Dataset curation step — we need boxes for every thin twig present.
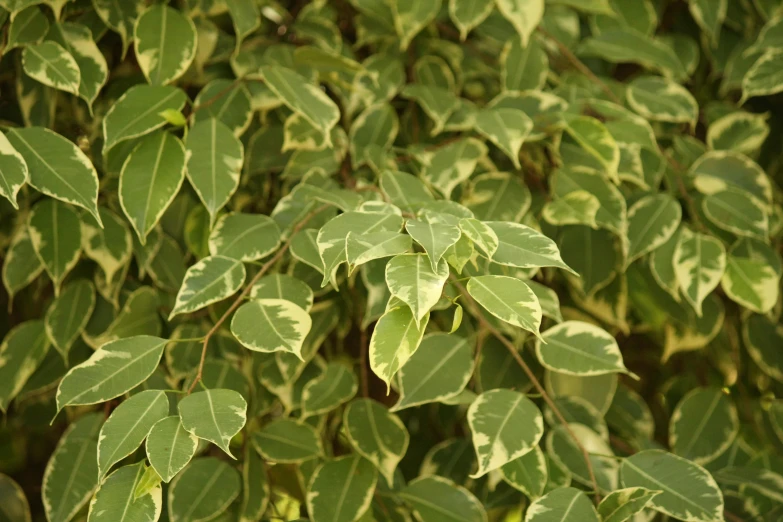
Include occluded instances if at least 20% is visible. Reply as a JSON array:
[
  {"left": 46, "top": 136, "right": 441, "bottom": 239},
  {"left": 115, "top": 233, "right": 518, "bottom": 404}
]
[
  {"left": 450, "top": 276, "right": 602, "bottom": 503},
  {"left": 187, "top": 205, "right": 328, "bottom": 394},
  {"left": 538, "top": 27, "right": 622, "bottom": 105}
]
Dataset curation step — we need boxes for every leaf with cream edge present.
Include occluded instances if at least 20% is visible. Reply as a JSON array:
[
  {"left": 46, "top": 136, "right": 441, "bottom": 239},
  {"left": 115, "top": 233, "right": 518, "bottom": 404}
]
[
  {"left": 391, "top": 0, "right": 441, "bottom": 51},
  {"left": 421, "top": 138, "right": 489, "bottom": 198},
  {"left": 146, "top": 416, "right": 198, "bottom": 483},
  {"left": 252, "top": 418, "right": 323, "bottom": 463},
  {"left": 167, "top": 457, "right": 241, "bottom": 522},
  {"left": 345, "top": 231, "right": 412, "bottom": 273},
  {"left": 0, "top": 473, "right": 30, "bottom": 522},
  {"left": 6, "top": 127, "right": 101, "bottom": 222},
  {"left": 96, "top": 390, "right": 169, "bottom": 478},
  {"left": 119, "top": 131, "right": 186, "bottom": 244},
  {"left": 500, "top": 446, "right": 548, "bottom": 499},
  {"left": 301, "top": 363, "right": 358, "bottom": 418},
  {"left": 385, "top": 253, "right": 449, "bottom": 323},
  {"left": 404, "top": 220, "right": 462, "bottom": 271},
  {"left": 208, "top": 213, "right": 281, "bottom": 262},
  {"left": 28, "top": 199, "right": 82, "bottom": 295},
  {"left": 231, "top": 299, "right": 312, "bottom": 358},
  {"left": 673, "top": 228, "right": 726, "bottom": 316},
  {"left": 92, "top": 0, "right": 139, "bottom": 56},
  {"left": 369, "top": 305, "right": 429, "bottom": 388},
  {"left": 449, "top": 0, "right": 494, "bottom": 39},
  {"left": 56, "top": 336, "right": 168, "bottom": 413},
  {"left": 21, "top": 41, "right": 80, "bottom": 95},
  {"left": 535, "top": 321, "right": 634, "bottom": 377},
  {"left": 496, "top": 0, "right": 544, "bottom": 46},
  {"left": 459, "top": 218, "right": 498, "bottom": 259},
  {"left": 669, "top": 387, "right": 738, "bottom": 465},
  {"left": 169, "top": 255, "right": 246, "bottom": 318},
  {"left": 400, "top": 476, "right": 488, "bottom": 522},
  {"left": 563, "top": 115, "right": 620, "bottom": 184},
  {"left": 178, "top": 388, "right": 247, "bottom": 458},
  {"left": 133, "top": 4, "right": 197, "bottom": 85},
  {"left": 81, "top": 208, "right": 133, "bottom": 283},
  {"left": 45, "top": 279, "right": 95, "bottom": 358},
  {"left": 186, "top": 118, "right": 243, "bottom": 226},
  {"left": 474, "top": 107, "right": 532, "bottom": 169},
  {"left": 249, "top": 274, "right": 314, "bottom": 312},
  {"left": 379, "top": 170, "right": 434, "bottom": 213},
  {"left": 597, "top": 487, "right": 660, "bottom": 522},
  {"left": 102, "top": 85, "right": 187, "bottom": 154},
  {"left": 702, "top": 189, "right": 768, "bottom": 241},
  {"left": 0, "top": 320, "right": 50, "bottom": 413},
  {"left": 721, "top": 252, "right": 779, "bottom": 313},
  {"left": 87, "top": 462, "right": 162, "bottom": 522},
  {"left": 468, "top": 389, "right": 544, "bottom": 477},
  {"left": 620, "top": 450, "right": 724, "bottom": 522},
  {"left": 306, "top": 455, "right": 378, "bottom": 522},
  {"left": 626, "top": 76, "right": 699, "bottom": 126},
  {"left": 468, "top": 275, "right": 543, "bottom": 339},
  {"left": 344, "top": 399, "right": 409, "bottom": 484},
  {"left": 240, "top": 444, "right": 269, "bottom": 522},
  {"left": 261, "top": 65, "right": 340, "bottom": 136},
  {"left": 524, "top": 487, "right": 599, "bottom": 522},
  {"left": 626, "top": 194, "right": 682, "bottom": 265},
  {"left": 392, "top": 333, "right": 474, "bottom": 411},
  {"left": 0, "top": 132, "right": 27, "bottom": 208},
  {"left": 486, "top": 222, "right": 575, "bottom": 273}
]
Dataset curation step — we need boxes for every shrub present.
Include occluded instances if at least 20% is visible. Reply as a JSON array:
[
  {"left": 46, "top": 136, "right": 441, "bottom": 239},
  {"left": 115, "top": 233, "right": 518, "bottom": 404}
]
[{"left": 0, "top": 0, "right": 782, "bottom": 521}]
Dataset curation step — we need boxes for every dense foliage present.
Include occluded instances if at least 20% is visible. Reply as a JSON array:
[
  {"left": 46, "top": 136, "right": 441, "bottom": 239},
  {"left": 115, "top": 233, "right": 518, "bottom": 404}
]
[{"left": 1, "top": 0, "right": 783, "bottom": 520}]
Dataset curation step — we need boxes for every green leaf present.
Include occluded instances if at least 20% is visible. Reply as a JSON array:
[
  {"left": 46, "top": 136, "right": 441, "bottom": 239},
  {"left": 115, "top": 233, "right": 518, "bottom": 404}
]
[
  {"left": 420, "top": 137, "right": 488, "bottom": 198},
  {"left": 626, "top": 76, "right": 699, "bottom": 126},
  {"left": 399, "top": 476, "right": 487, "bottom": 522},
  {"left": 488, "top": 222, "right": 574, "bottom": 273},
  {"left": 56, "top": 22, "right": 108, "bottom": 108},
  {"left": 318, "top": 211, "right": 403, "bottom": 287},
  {"left": 231, "top": 299, "right": 312, "bottom": 358},
  {"left": 524, "top": 487, "right": 599, "bottom": 522},
  {"left": 168, "top": 458, "right": 241, "bottom": 522},
  {"left": 346, "top": 231, "right": 412, "bottom": 273},
  {"left": 578, "top": 30, "right": 686, "bottom": 79},
  {"left": 261, "top": 65, "right": 340, "bottom": 135},
  {"left": 702, "top": 189, "right": 768, "bottom": 241},
  {"left": 22, "top": 41, "right": 80, "bottom": 94},
  {"left": 7, "top": 6, "right": 49, "bottom": 50},
  {"left": 546, "top": 424, "right": 617, "bottom": 491},
  {"left": 689, "top": 150, "right": 772, "bottom": 208},
  {"left": 344, "top": 398, "right": 409, "bottom": 484},
  {"left": 28, "top": 199, "right": 82, "bottom": 294},
  {"left": 741, "top": 50, "right": 783, "bottom": 102},
  {"left": 120, "top": 131, "right": 186, "bottom": 244},
  {"left": 474, "top": 107, "right": 532, "bottom": 169},
  {"left": 542, "top": 191, "right": 601, "bottom": 228},
  {"left": 45, "top": 279, "right": 95, "bottom": 358},
  {"left": 669, "top": 387, "right": 738, "bottom": 464},
  {"left": 563, "top": 116, "right": 620, "bottom": 183},
  {"left": 722, "top": 251, "right": 779, "bottom": 313},
  {"left": 463, "top": 171, "right": 531, "bottom": 222},
  {"left": 546, "top": 372, "right": 618, "bottom": 415},
  {"left": 6, "top": 127, "right": 100, "bottom": 221},
  {"left": 92, "top": 0, "right": 139, "bottom": 55},
  {"left": 208, "top": 212, "right": 281, "bottom": 262},
  {"left": 713, "top": 467, "right": 783, "bottom": 504},
  {"left": 56, "top": 336, "right": 167, "bottom": 412},
  {"left": 392, "top": 333, "right": 473, "bottom": 411},
  {"left": 468, "top": 389, "right": 544, "bottom": 477},
  {"left": 448, "top": 0, "right": 493, "bottom": 39},
  {"left": 401, "top": 84, "right": 461, "bottom": 135},
  {"left": 597, "top": 487, "right": 661, "bottom": 522},
  {"left": 552, "top": 167, "right": 626, "bottom": 236},
  {"left": 458, "top": 218, "right": 498, "bottom": 260},
  {"left": 673, "top": 228, "right": 726, "bottom": 316},
  {"left": 405, "top": 222, "right": 461, "bottom": 272},
  {"left": 82, "top": 208, "right": 132, "bottom": 283},
  {"left": 240, "top": 444, "right": 269, "bottom": 522},
  {"left": 302, "top": 362, "right": 358, "bottom": 418},
  {"left": 0, "top": 473, "right": 31, "bottom": 522},
  {"left": 170, "top": 255, "right": 245, "bottom": 318},
  {"left": 501, "top": 37, "right": 548, "bottom": 92},
  {"left": 369, "top": 305, "right": 429, "bottom": 388},
  {"left": 500, "top": 446, "right": 547, "bottom": 499},
  {"left": 626, "top": 194, "right": 682, "bottom": 264},
  {"left": 252, "top": 418, "right": 323, "bottom": 463},
  {"left": 98, "top": 286, "right": 161, "bottom": 342},
  {"left": 350, "top": 103, "right": 398, "bottom": 170},
  {"left": 620, "top": 450, "right": 724, "bottom": 522},
  {"left": 379, "top": 170, "right": 433, "bottom": 213},
  {"left": 468, "top": 275, "right": 542, "bottom": 338},
  {"left": 536, "top": 320, "right": 631, "bottom": 377},
  {"left": 42, "top": 413, "right": 102, "bottom": 522},
  {"left": 390, "top": 0, "right": 441, "bottom": 51},
  {"left": 688, "top": 0, "right": 726, "bottom": 47},
  {"left": 145, "top": 416, "right": 198, "bottom": 483},
  {"left": 185, "top": 119, "right": 243, "bottom": 225},
  {"left": 193, "top": 80, "right": 253, "bottom": 137},
  {"left": 706, "top": 111, "right": 770, "bottom": 154},
  {"left": 97, "top": 390, "right": 169, "bottom": 477},
  {"left": 0, "top": 320, "right": 50, "bottom": 412},
  {"left": 179, "top": 388, "right": 247, "bottom": 458},
  {"left": 0, "top": 132, "right": 27, "bottom": 208},
  {"left": 102, "top": 85, "right": 187, "bottom": 154},
  {"left": 307, "top": 455, "right": 378, "bottom": 522},
  {"left": 133, "top": 4, "right": 196, "bottom": 85},
  {"left": 496, "top": 0, "right": 544, "bottom": 46}
]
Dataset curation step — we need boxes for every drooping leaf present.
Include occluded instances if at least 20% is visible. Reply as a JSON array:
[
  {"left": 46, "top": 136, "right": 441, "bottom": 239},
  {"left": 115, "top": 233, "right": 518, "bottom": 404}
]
[
  {"left": 496, "top": 0, "right": 544, "bottom": 46},
  {"left": 620, "top": 450, "right": 724, "bottom": 522},
  {"left": 28, "top": 199, "right": 82, "bottom": 294},
  {"left": 7, "top": 127, "right": 100, "bottom": 221},
  {"left": 468, "top": 389, "right": 544, "bottom": 477},
  {"left": 487, "top": 221, "right": 574, "bottom": 273},
  {"left": 474, "top": 107, "right": 532, "bottom": 169},
  {"left": 45, "top": 280, "right": 95, "bottom": 358},
  {"left": 55, "top": 22, "right": 108, "bottom": 109},
  {"left": 344, "top": 398, "right": 409, "bottom": 484},
  {"left": 92, "top": 0, "right": 139, "bottom": 55},
  {"left": 56, "top": 336, "right": 167, "bottom": 412},
  {"left": 468, "top": 275, "right": 542, "bottom": 338},
  {"left": 449, "top": 0, "right": 493, "bottom": 39},
  {"left": 563, "top": 116, "right": 620, "bottom": 183},
  {"left": 0, "top": 320, "right": 50, "bottom": 412},
  {"left": 261, "top": 65, "right": 340, "bottom": 136},
  {"left": 500, "top": 445, "right": 548, "bottom": 499},
  {"left": 88, "top": 462, "right": 161, "bottom": 522},
  {"left": 369, "top": 305, "right": 429, "bottom": 387},
  {"left": 307, "top": 455, "right": 378, "bottom": 522},
  {"left": 145, "top": 416, "right": 198, "bottom": 483},
  {"left": 168, "top": 458, "right": 241, "bottom": 522},
  {"left": 385, "top": 253, "right": 449, "bottom": 323},
  {"left": 673, "top": 228, "right": 726, "bottom": 316},
  {"left": 231, "top": 299, "right": 312, "bottom": 358},
  {"left": 239, "top": 444, "right": 269, "bottom": 522},
  {"left": 170, "top": 255, "right": 245, "bottom": 318},
  {"left": 133, "top": 4, "right": 197, "bottom": 85},
  {"left": 626, "top": 194, "right": 682, "bottom": 264},
  {"left": 301, "top": 363, "right": 358, "bottom": 418},
  {"left": 81, "top": 207, "right": 132, "bottom": 283},
  {"left": 390, "top": 0, "right": 441, "bottom": 51},
  {"left": 179, "top": 388, "right": 247, "bottom": 458},
  {"left": 21, "top": 41, "right": 80, "bottom": 94},
  {"left": 0, "top": 132, "right": 27, "bottom": 208},
  {"left": 669, "top": 387, "right": 738, "bottom": 464}
]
